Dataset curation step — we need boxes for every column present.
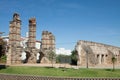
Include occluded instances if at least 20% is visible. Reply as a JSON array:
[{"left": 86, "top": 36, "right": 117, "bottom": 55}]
[
  {"left": 28, "top": 18, "right": 36, "bottom": 48},
  {"left": 99, "top": 54, "right": 101, "bottom": 64}
]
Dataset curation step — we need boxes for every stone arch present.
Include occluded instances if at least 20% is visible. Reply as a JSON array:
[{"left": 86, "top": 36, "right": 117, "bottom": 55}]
[
  {"left": 101, "top": 54, "right": 104, "bottom": 64},
  {"left": 36, "top": 52, "right": 44, "bottom": 63},
  {"left": 21, "top": 51, "right": 26, "bottom": 63},
  {"left": 22, "top": 51, "right": 31, "bottom": 63}
]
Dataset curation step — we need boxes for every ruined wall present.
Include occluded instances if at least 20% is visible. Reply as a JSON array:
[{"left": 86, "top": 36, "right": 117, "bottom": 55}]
[
  {"left": 23, "top": 18, "right": 37, "bottom": 63},
  {"left": 7, "top": 13, "right": 56, "bottom": 65},
  {"left": 40, "top": 31, "right": 56, "bottom": 63},
  {"left": 41, "top": 31, "right": 55, "bottom": 50},
  {"left": 76, "top": 40, "right": 120, "bottom": 67}
]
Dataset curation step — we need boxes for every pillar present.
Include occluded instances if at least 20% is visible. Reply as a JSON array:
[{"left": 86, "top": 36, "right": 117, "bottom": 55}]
[
  {"left": 9, "top": 13, "right": 22, "bottom": 64},
  {"left": 99, "top": 54, "right": 101, "bottom": 64},
  {"left": 28, "top": 18, "right": 36, "bottom": 48}
]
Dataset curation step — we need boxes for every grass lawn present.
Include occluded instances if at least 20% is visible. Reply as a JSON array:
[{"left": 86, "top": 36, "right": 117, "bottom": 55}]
[{"left": 0, "top": 66, "right": 120, "bottom": 77}]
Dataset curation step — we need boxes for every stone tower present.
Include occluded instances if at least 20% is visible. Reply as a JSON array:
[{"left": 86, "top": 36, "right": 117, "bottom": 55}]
[
  {"left": 41, "top": 31, "right": 55, "bottom": 50},
  {"left": 28, "top": 18, "right": 36, "bottom": 48},
  {"left": 25, "top": 18, "right": 37, "bottom": 63},
  {"left": 40, "top": 31, "right": 55, "bottom": 63},
  {"left": 8, "top": 13, "right": 22, "bottom": 64},
  {"left": 9, "top": 13, "right": 21, "bottom": 46}
]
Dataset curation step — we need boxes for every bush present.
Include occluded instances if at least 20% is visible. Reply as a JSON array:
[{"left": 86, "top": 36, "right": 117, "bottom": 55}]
[
  {"left": 71, "top": 50, "right": 78, "bottom": 65},
  {"left": 0, "top": 55, "right": 7, "bottom": 63},
  {"left": 56, "top": 54, "right": 71, "bottom": 64}
]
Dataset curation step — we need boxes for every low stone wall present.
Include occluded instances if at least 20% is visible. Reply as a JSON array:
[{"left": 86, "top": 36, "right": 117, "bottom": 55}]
[{"left": 0, "top": 74, "right": 119, "bottom": 80}]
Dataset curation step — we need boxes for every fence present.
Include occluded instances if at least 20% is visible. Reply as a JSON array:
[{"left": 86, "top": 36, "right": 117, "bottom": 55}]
[{"left": 0, "top": 74, "right": 120, "bottom": 80}]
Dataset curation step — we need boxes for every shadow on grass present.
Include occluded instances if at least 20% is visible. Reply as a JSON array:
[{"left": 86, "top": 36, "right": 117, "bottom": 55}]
[
  {"left": 44, "top": 66, "right": 67, "bottom": 72},
  {"left": 44, "top": 66, "right": 54, "bottom": 69},
  {"left": 0, "top": 64, "right": 6, "bottom": 70},
  {"left": 105, "top": 69, "right": 112, "bottom": 71}
]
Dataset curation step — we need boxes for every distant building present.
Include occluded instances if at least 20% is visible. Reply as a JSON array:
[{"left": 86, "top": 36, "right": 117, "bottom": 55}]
[{"left": 2, "top": 35, "right": 41, "bottom": 49}]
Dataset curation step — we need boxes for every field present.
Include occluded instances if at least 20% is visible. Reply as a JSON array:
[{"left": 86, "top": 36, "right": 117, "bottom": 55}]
[{"left": 0, "top": 66, "right": 120, "bottom": 77}]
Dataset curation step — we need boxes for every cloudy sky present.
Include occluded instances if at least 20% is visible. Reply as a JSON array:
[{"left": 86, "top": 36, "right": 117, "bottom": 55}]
[{"left": 0, "top": 0, "right": 120, "bottom": 50}]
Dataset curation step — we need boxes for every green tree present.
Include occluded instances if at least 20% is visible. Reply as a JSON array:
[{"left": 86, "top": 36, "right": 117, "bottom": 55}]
[
  {"left": 56, "top": 54, "right": 71, "bottom": 63},
  {"left": 111, "top": 56, "right": 117, "bottom": 71},
  {"left": 0, "top": 37, "right": 7, "bottom": 63},
  {"left": 56, "top": 54, "right": 62, "bottom": 63},
  {"left": 48, "top": 50, "right": 56, "bottom": 67},
  {"left": 71, "top": 50, "right": 78, "bottom": 65}
]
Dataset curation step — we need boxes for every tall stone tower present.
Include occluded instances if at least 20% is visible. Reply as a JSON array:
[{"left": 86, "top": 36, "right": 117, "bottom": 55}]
[
  {"left": 28, "top": 18, "right": 36, "bottom": 48},
  {"left": 41, "top": 31, "right": 55, "bottom": 50},
  {"left": 26, "top": 18, "right": 37, "bottom": 63},
  {"left": 8, "top": 13, "right": 22, "bottom": 64},
  {"left": 9, "top": 13, "right": 21, "bottom": 46},
  {"left": 40, "top": 31, "right": 55, "bottom": 63}
]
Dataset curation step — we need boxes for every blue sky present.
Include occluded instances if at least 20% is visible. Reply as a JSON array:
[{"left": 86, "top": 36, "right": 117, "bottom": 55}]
[{"left": 0, "top": 0, "right": 120, "bottom": 50}]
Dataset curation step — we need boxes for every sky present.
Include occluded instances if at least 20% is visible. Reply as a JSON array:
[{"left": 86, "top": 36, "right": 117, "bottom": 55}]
[{"left": 0, "top": 0, "right": 120, "bottom": 50}]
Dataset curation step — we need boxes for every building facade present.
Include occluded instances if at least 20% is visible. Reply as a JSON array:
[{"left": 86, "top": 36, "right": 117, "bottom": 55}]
[{"left": 75, "top": 40, "right": 120, "bottom": 67}]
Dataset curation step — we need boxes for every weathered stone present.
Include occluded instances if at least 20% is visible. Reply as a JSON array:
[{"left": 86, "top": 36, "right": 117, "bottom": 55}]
[
  {"left": 7, "top": 13, "right": 56, "bottom": 65},
  {"left": 76, "top": 40, "right": 120, "bottom": 67},
  {"left": 28, "top": 18, "right": 36, "bottom": 48},
  {"left": 39, "top": 31, "right": 56, "bottom": 63}
]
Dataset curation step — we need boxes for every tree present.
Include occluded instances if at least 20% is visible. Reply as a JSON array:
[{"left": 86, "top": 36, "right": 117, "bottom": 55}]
[
  {"left": 48, "top": 50, "right": 56, "bottom": 67},
  {"left": 111, "top": 56, "right": 116, "bottom": 71},
  {"left": 71, "top": 50, "right": 78, "bottom": 65},
  {"left": 56, "top": 54, "right": 71, "bottom": 63},
  {"left": 0, "top": 38, "right": 6, "bottom": 58},
  {"left": 0, "top": 37, "right": 7, "bottom": 63}
]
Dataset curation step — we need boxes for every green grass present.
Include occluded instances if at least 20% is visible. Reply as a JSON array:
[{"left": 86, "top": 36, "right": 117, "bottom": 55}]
[{"left": 0, "top": 66, "right": 120, "bottom": 77}]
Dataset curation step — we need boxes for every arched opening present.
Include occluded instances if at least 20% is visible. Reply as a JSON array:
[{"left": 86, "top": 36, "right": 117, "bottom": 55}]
[
  {"left": 21, "top": 51, "right": 31, "bottom": 63},
  {"left": 25, "top": 51, "right": 31, "bottom": 63},
  {"left": 97, "top": 54, "right": 99, "bottom": 59},
  {"left": 36, "top": 52, "right": 44, "bottom": 63},
  {"left": 101, "top": 54, "right": 104, "bottom": 64},
  {"left": 21, "top": 51, "right": 26, "bottom": 63}
]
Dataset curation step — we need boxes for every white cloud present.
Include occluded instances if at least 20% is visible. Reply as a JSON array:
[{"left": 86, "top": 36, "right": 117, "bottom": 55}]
[{"left": 56, "top": 48, "right": 72, "bottom": 55}]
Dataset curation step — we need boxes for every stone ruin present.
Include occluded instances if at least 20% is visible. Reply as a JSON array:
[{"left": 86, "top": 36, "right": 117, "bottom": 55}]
[
  {"left": 6, "top": 13, "right": 55, "bottom": 65},
  {"left": 40, "top": 31, "right": 56, "bottom": 63},
  {"left": 75, "top": 40, "right": 120, "bottom": 67},
  {"left": 6, "top": 13, "right": 120, "bottom": 67}
]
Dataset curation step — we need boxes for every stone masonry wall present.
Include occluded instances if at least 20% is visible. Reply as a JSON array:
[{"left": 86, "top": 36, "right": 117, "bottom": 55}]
[{"left": 76, "top": 40, "right": 120, "bottom": 67}]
